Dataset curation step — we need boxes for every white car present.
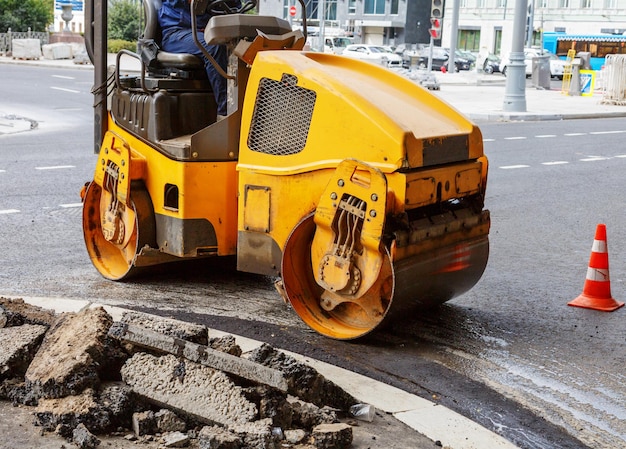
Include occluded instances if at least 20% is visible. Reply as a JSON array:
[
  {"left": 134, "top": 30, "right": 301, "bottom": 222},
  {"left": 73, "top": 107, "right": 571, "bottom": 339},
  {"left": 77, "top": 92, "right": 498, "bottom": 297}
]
[
  {"left": 341, "top": 44, "right": 403, "bottom": 68},
  {"left": 500, "top": 48, "right": 566, "bottom": 79}
]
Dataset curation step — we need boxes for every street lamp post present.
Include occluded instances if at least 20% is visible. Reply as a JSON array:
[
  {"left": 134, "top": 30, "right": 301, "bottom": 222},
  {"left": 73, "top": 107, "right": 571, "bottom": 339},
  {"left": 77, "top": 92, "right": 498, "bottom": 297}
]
[
  {"left": 319, "top": 0, "right": 326, "bottom": 52},
  {"left": 502, "top": 0, "right": 528, "bottom": 112}
]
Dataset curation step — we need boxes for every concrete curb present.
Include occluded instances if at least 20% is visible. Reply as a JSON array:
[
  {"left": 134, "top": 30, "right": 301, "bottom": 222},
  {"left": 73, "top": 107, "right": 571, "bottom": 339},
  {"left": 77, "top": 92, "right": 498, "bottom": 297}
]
[
  {"left": 8, "top": 295, "right": 519, "bottom": 449},
  {"left": 467, "top": 110, "right": 626, "bottom": 122},
  {"left": 0, "top": 55, "right": 94, "bottom": 70}
]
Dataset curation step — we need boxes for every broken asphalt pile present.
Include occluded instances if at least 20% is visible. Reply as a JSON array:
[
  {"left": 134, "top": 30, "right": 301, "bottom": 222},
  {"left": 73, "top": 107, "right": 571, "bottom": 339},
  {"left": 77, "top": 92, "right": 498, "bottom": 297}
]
[{"left": 0, "top": 297, "right": 371, "bottom": 449}]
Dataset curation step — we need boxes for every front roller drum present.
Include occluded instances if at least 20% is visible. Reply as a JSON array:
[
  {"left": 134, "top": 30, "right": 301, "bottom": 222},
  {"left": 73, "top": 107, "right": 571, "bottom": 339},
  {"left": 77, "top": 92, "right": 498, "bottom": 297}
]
[
  {"left": 82, "top": 181, "right": 155, "bottom": 280},
  {"left": 281, "top": 216, "right": 490, "bottom": 340},
  {"left": 282, "top": 215, "right": 395, "bottom": 340}
]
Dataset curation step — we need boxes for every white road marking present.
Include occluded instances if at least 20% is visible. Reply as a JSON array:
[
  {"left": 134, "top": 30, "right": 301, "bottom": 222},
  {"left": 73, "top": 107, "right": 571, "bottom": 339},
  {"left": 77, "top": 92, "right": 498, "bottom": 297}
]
[
  {"left": 542, "top": 161, "right": 569, "bottom": 165},
  {"left": 0, "top": 209, "right": 20, "bottom": 215},
  {"left": 50, "top": 86, "right": 80, "bottom": 94},
  {"left": 614, "top": 155, "right": 626, "bottom": 158},
  {"left": 489, "top": 129, "right": 623, "bottom": 141},
  {"left": 35, "top": 165, "right": 75, "bottom": 170},
  {"left": 590, "top": 130, "right": 626, "bottom": 135},
  {"left": 580, "top": 157, "right": 609, "bottom": 162},
  {"left": 60, "top": 203, "right": 82, "bottom": 208},
  {"left": 0, "top": 169, "right": 5, "bottom": 173},
  {"left": 52, "top": 75, "right": 74, "bottom": 80},
  {"left": 500, "top": 165, "right": 530, "bottom": 169}
]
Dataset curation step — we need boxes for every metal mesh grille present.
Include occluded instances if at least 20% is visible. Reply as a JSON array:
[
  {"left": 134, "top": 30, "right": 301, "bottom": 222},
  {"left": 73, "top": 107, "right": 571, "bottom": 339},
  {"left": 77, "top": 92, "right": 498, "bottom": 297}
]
[{"left": 248, "top": 74, "right": 316, "bottom": 156}]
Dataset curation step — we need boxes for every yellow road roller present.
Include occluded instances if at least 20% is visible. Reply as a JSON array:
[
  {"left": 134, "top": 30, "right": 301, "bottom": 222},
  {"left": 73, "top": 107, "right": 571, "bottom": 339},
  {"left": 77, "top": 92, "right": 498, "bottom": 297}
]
[{"left": 82, "top": 0, "right": 490, "bottom": 339}]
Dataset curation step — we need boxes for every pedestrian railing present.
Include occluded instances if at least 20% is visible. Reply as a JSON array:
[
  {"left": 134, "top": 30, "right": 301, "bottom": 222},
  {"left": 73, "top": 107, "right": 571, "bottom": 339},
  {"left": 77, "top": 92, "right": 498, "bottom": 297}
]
[
  {"left": 0, "top": 29, "right": 50, "bottom": 55},
  {"left": 601, "top": 54, "right": 626, "bottom": 105}
]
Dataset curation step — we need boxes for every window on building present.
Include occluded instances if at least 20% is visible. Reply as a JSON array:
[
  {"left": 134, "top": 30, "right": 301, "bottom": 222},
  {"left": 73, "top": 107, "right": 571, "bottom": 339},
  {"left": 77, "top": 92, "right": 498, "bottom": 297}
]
[
  {"left": 604, "top": 0, "right": 616, "bottom": 7},
  {"left": 301, "top": 0, "right": 337, "bottom": 21},
  {"left": 391, "top": 0, "right": 399, "bottom": 14},
  {"left": 458, "top": 30, "right": 481, "bottom": 51},
  {"left": 529, "top": 31, "right": 541, "bottom": 47},
  {"left": 558, "top": 0, "right": 570, "bottom": 8},
  {"left": 494, "top": 29, "right": 502, "bottom": 55},
  {"left": 460, "top": 0, "right": 468, "bottom": 7},
  {"left": 325, "top": 0, "right": 337, "bottom": 20},
  {"left": 364, "top": 0, "right": 385, "bottom": 14},
  {"left": 348, "top": 0, "right": 357, "bottom": 14},
  {"left": 496, "top": 0, "right": 506, "bottom": 8},
  {"left": 476, "top": 0, "right": 485, "bottom": 8},
  {"left": 539, "top": 0, "right": 548, "bottom": 8},
  {"left": 581, "top": 0, "right": 591, "bottom": 7}
]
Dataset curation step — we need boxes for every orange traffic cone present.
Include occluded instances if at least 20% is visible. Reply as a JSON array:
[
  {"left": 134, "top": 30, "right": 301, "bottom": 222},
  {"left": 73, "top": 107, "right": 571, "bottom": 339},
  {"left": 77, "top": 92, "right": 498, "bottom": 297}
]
[{"left": 568, "top": 224, "right": 624, "bottom": 312}]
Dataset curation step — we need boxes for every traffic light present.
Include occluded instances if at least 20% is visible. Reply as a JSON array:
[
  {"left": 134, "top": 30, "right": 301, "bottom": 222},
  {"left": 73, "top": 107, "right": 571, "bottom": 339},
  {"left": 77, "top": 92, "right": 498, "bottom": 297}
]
[
  {"left": 430, "top": 0, "right": 443, "bottom": 40},
  {"left": 431, "top": 0, "right": 443, "bottom": 19},
  {"left": 429, "top": 17, "right": 441, "bottom": 40}
]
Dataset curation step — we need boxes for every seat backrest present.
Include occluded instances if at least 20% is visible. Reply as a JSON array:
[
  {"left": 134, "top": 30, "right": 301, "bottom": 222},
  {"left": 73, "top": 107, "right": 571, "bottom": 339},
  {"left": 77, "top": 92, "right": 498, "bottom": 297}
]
[{"left": 142, "top": 0, "right": 163, "bottom": 44}]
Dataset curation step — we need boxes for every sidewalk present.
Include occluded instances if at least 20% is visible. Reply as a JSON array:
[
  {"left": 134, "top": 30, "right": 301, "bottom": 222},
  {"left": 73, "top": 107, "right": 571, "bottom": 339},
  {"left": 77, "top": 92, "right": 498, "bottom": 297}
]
[{"left": 428, "top": 70, "right": 626, "bottom": 122}]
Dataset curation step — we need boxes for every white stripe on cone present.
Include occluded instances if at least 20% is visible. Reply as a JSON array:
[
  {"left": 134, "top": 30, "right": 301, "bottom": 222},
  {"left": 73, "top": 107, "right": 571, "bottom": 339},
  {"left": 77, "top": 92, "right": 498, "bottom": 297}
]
[
  {"left": 591, "top": 239, "right": 607, "bottom": 253},
  {"left": 586, "top": 267, "right": 610, "bottom": 281}
]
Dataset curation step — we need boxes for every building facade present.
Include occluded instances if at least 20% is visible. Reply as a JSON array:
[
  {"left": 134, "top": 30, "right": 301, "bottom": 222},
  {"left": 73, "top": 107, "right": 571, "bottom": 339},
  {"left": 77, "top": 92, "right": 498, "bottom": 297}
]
[
  {"left": 447, "top": 0, "right": 626, "bottom": 56},
  {"left": 51, "top": 0, "right": 626, "bottom": 57},
  {"left": 258, "top": 0, "right": 626, "bottom": 56},
  {"left": 257, "top": 0, "right": 436, "bottom": 46}
]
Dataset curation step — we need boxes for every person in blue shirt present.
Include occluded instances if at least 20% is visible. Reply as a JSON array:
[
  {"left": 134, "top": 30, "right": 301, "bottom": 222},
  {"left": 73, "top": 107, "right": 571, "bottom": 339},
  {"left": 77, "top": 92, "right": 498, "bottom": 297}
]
[{"left": 158, "top": 0, "right": 239, "bottom": 117}]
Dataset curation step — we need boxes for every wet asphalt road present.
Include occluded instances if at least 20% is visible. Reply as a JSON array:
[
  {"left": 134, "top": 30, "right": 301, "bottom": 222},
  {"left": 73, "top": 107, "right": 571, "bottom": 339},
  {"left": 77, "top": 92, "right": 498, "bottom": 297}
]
[{"left": 1, "top": 64, "right": 625, "bottom": 448}]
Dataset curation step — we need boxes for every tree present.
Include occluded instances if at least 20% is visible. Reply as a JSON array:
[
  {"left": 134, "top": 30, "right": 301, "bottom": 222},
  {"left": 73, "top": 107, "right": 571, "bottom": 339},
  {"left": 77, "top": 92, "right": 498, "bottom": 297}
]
[
  {"left": 109, "top": 0, "right": 142, "bottom": 42},
  {"left": 0, "top": 0, "right": 53, "bottom": 32}
]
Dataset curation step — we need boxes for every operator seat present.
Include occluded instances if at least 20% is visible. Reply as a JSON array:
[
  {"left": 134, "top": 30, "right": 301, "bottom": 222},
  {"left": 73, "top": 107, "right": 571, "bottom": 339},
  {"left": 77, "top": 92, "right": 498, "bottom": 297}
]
[
  {"left": 138, "top": 0, "right": 207, "bottom": 79},
  {"left": 138, "top": 0, "right": 296, "bottom": 78}
]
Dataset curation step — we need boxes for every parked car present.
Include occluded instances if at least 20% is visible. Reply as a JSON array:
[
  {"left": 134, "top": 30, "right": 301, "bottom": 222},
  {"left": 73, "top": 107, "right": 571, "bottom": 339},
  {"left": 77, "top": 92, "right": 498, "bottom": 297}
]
[
  {"left": 482, "top": 53, "right": 501, "bottom": 74},
  {"left": 341, "top": 44, "right": 404, "bottom": 67},
  {"left": 450, "top": 49, "right": 473, "bottom": 70},
  {"left": 323, "top": 36, "right": 354, "bottom": 55},
  {"left": 415, "top": 47, "right": 471, "bottom": 72},
  {"left": 456, "top": 49, "right": 477, "bottom": 68},
  {"left": 499, "top": 48, "right": 566, "bottom": 79}
]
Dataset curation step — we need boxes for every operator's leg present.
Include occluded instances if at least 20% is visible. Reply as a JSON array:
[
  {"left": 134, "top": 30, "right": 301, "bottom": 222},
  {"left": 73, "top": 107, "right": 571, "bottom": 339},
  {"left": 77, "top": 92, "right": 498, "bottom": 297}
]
[
  {"left": 202, "top": 44, "right": 228, "bottom": 116},
  {"left": 161, "top": 29, "right": 228, "bottom": 116}
]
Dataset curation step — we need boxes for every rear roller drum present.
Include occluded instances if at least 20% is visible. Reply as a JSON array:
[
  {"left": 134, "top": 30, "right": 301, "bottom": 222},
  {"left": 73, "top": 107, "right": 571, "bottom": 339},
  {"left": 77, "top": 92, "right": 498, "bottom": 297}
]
[
  {"left": 281, "top": 215, "right": 395, "bottom": 340},
  {"left": 82, "top": 182, "right": 155, "bottom": 280}
]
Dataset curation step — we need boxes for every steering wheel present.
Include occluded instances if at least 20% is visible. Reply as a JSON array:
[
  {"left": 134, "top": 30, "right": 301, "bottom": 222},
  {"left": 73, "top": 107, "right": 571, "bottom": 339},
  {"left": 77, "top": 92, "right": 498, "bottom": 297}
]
[{"left": 199, "top": 0, "right": 256, "bottom": 15}]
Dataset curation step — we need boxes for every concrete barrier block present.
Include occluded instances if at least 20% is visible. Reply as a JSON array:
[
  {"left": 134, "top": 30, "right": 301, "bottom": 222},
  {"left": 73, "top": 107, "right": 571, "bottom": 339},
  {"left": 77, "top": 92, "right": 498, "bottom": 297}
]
[
  {"left": 42, "top": 43, "right": 73, "bottom": 60},
  {"left": 12, "top": 39, "right": 41, "bottom": 59}
]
